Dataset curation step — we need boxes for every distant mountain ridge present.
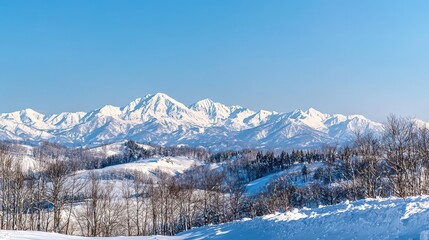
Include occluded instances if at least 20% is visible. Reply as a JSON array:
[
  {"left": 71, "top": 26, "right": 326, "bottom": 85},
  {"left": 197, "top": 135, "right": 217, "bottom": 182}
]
[{"left": 0, "top": 93, "right": 384, "bottom": 151}]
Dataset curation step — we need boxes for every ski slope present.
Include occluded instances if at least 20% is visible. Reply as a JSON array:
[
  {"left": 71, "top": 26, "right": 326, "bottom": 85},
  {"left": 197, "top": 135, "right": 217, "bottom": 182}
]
[{"left": 4, "top": 196, "right": 429, "bottom": 239}]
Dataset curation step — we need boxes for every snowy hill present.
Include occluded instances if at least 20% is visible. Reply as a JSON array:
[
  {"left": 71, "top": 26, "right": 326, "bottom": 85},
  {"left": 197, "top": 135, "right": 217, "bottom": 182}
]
[
  {"left": 0, "top": 93, "right": 385, "bottom": 151},
  {"left": 13, "top": 142, "right": 201, "bottom": 179},
  {"left": 82, "top": 156, "right": 202, "bottom": 178},
  {"left": 4, "top": 196, "right": 429, "bottom": 239}
]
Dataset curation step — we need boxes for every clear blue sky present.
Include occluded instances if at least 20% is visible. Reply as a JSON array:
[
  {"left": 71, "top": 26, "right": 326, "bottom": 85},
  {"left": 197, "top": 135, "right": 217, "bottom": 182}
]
[{"left": 1, "top": 1, "right": 429, "bottom": 121}]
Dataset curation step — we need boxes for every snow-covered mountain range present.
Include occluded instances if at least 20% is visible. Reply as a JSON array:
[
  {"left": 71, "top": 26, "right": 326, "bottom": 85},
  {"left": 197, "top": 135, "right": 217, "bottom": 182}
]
[{"left": 0, "top": 93, "right": 384, "bottom": 151}]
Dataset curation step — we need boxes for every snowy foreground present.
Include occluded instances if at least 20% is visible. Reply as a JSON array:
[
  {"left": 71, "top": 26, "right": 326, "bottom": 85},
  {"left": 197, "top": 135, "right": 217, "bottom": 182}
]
[{"left": 4, "top": 196, "right": 429, "bottom": 240}]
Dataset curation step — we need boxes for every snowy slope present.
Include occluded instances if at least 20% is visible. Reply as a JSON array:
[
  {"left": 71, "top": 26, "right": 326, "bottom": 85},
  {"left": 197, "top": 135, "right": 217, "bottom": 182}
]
[
  {"left": 245, "top": 162, "right": 324, "bottom": 196},
  {"left": 83, "top": 156, "right": 201, "bottom": 177},
  {"left": 0, "top": 231, "right": 176, "bottom": 239},
  {"left": 11, "top": 142, "right": 197, "bottom": 179},
  {"left": 4, "top": 196, "right": 429, "bottom": 239},
  {"left": 0, "top": 93, "right": 386, "bottom": 151},
  {"left": 178, "top": 196, "right": 429, "bottom": 239}
]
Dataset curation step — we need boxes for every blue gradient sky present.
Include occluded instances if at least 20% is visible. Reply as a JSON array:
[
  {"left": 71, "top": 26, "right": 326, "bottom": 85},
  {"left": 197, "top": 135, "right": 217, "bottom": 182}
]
[{"left": 1, "top": 1, "right": 429, "bottom": 121}]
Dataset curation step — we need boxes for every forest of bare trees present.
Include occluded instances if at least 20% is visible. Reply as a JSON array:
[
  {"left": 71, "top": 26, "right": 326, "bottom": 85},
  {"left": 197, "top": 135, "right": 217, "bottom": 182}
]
[{"left": 0, "top": 115, "right": 428, "bottom": 237}]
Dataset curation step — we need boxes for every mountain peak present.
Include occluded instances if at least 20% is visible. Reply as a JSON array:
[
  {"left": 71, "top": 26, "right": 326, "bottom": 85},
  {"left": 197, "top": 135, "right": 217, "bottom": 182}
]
[
  {"left": 123, "top": 93, "right": 177, "bottom": 115},
  {"left": 98, "top": 105, "right": 121, "bottom": 116},
  {"left": 120, "top": 92, "right": 210, "bottom": 126},
  {"left": 8, "top": 108, "right": 43, "bottom": 118},
  {"left": 190, "top": 98, "right": 219, "bottom": 109},
  {"left": 125, "top": 93, "right": 171, "bottom": 111},
  {"left": 305, "top": 107, "right": 328, "bottom": 119},
  {"left": 193, "top": 98, "right": 215, "bottom": 105},
  {"left": 144, "top": 92, "right": 188, "bottom": 110},
  {"left": 306, "top": 107, "right": 321, "bottom": 114},
  {"left": 148, "top": 92, "right": 173, "bottom": 100},
  {"left": 190, "top": 98, "right": 233, "bottom": 122}
]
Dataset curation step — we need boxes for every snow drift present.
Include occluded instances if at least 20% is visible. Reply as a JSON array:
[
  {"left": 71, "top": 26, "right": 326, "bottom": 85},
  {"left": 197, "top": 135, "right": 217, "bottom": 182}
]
[{"left": 3, "top": 196, "right": 429, "bottom": 239}]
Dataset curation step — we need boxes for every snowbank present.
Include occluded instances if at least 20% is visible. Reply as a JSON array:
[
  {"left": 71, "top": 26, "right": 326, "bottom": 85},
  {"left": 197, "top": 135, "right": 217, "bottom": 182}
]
[
  {"left": 179, "top": 196, "right": 429, "bottom": 239},
  {"left": 4, "top": 196, "right": 429, "bottom": 239}
]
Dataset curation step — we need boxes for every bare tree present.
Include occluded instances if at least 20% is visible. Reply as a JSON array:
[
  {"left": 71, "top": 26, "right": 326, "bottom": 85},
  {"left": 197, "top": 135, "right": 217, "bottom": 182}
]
[
  {"left": 354, "top": 131, "right": 382, "bottom": 198},
  {"left": 44, "top": 159, "right": 72, "bottom": 233},
  {"left": 383, "top": 115, "right": 417, "bottom": 198}
]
